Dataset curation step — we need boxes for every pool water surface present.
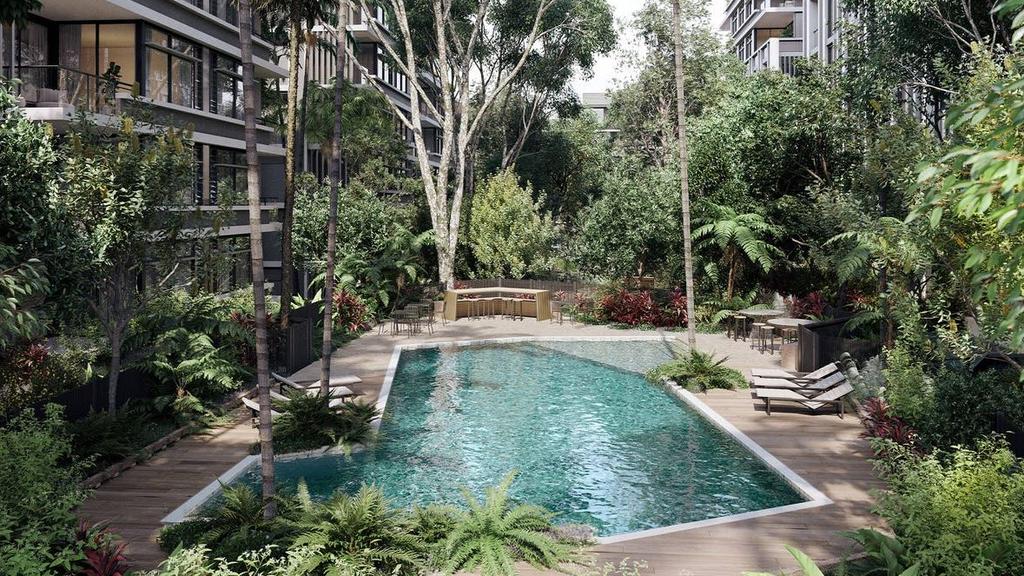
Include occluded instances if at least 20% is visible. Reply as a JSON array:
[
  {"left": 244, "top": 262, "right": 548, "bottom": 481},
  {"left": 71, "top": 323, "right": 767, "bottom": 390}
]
[{"left": 236, "top": 340, "right": 804, "bottom": 536}]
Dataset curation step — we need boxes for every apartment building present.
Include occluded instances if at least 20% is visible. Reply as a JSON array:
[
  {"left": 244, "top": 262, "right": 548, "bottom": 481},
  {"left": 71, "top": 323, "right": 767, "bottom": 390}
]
[
  {"left": 1, "top": 0, "right": 287, "bottom": 293},
  {"left": 720, "top": 0, "right": 842, "bottom": 75},
  {"left": 293, "top": 5, "right": 443, "bottom": 181}
]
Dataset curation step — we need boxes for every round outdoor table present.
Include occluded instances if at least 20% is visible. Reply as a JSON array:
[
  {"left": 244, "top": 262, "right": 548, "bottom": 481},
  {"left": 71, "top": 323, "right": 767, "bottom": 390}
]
[
  {"left": 738, "top": 308, "right": 785, "bottom": 321},
  {"left": 767, "top": 317, "right": 814, "bottom": 329}
]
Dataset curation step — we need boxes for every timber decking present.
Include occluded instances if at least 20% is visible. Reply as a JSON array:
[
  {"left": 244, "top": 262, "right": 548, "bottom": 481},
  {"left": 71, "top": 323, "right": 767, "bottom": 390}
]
[{"left": 78, "top": 319, "right": 883, "bottom": 574}]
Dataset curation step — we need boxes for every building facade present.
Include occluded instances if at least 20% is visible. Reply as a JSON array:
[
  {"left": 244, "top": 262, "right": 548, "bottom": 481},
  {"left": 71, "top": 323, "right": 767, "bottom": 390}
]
[
  {"left": 292, "top": 5, "right": 442, "bottom": 182},
  {"left": 720, "top": 0, "right": 843, "bottom": 75},
  {"left": 2, "top": 0, "right": 287, "bottom": 293}
]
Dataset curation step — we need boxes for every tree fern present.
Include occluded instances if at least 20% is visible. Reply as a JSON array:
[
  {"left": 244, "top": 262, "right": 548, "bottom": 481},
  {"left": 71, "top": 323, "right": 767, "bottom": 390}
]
[{"left": 440, "top": 472, "right": 578, "bottom": 576}]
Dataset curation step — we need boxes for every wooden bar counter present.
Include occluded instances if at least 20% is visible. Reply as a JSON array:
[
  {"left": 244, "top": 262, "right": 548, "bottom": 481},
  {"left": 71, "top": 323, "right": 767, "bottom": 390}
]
[{"left": 443, "top": 287, "right": 552, "bottom": 321}]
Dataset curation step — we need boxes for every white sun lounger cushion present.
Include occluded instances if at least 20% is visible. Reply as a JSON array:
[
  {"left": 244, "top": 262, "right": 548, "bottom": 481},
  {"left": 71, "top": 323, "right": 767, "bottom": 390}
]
[
  {"left": 272, "top": 371, "right": 362, "bottom": 388},
  {"left": 753, "top": 371, "right": 847, "bottom": 391},
  {"left": 270, "top": 389, "right": 347, "bottom": 408},
  {"left": 756, "top": 382, "right": 854, "bottom": 410},
  {"left": 241, "top": 396, "right": 282, "bottom": 418},
  {"left": 750, "top": 362, "right": 839, "bottom": 380}
]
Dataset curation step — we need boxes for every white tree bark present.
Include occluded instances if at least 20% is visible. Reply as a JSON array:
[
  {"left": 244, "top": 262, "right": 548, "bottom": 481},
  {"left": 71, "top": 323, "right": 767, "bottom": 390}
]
[{"left": 347, "top": 0, "right": 564, "bottom": 286}]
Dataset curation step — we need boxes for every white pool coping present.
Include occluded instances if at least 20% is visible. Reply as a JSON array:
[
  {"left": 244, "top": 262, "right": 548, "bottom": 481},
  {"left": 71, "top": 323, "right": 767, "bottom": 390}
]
[{"left": 163, "top": 334, "right": 833, "bottom": 536}]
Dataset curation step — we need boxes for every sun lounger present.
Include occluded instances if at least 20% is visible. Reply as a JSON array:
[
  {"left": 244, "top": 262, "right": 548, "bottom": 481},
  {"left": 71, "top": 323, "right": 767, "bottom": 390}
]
[
  {"left": 750, "top": 362, "right": 839, "bottom": 381},
  {"left": 241, "top": 396, "right": 282, "bottom": 425},
  {"left": 271, "top": 372, "right": 360, "bottom": 399},
  {"left": 270, "top": 389, "right": 347, "bottom": 409},
  {"left": 755, "top": 382, "right": 854, "bottom": 417},
  {"left": 752, "top": 371, "right": 847, "bottom": 393}
]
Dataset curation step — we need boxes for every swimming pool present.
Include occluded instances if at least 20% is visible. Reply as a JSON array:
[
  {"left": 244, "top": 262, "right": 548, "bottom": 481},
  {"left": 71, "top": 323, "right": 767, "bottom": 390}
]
[{"left": 219, "top": 338, "right": 810, "bottom": 537}]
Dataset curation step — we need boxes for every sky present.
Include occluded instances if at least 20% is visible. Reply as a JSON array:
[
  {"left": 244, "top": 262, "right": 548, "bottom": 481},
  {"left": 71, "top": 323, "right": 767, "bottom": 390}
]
[{"left": 571, "top": 0, "right": 729, "bottom": 95}]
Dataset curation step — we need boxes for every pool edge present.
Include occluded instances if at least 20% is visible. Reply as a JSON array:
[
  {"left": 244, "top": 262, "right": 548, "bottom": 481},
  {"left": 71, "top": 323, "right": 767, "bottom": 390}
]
[{"left": 162, "top": 334, "right": 835, "bottom": 538}]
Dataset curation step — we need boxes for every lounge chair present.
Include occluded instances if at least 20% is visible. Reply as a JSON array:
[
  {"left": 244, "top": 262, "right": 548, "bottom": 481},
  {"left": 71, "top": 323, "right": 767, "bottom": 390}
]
[
  {"left": 271, "top": 372, "right": 360, "bottom": 399},
  {"left": 752, "top": 370, "right": 847, "bottom": 393},
  {"left": 750, "top": 362, "right": 839, "bottom": 381},
  {"left": 241, "top": 396, "right": 282, "bottom": 425},
  {"left": 755, "top": 382, "right": 854, "bottom": 417},
  {"left": 270, "top": 389, "right": 347, "bottom": 409}
]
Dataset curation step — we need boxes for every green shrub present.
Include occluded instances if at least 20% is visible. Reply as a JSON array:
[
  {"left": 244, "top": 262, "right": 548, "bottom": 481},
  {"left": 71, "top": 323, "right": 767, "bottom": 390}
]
[
  {"left": 874, "top": 440, "right": 1024, "bottom": 576},
  {"left": 881, "top": 346, "right": 934, "bottom": 426},
  {"left": 0, "top": 405, "right": 87, "bottom": 574},
  {"left": 70, "top": 401, "right": 177, "bottom": 473},
  {"left": 919, "top": 366, "right": 1024, "bottom": 449},
  {"left": 646, "top": 349, "right": 747, "bottom": 392},
  {"left": 272, "top": 395, "right": 377, "bottom": 454},
  {"left": 0, "top": 342, "right": 92, "bottom": 414}
]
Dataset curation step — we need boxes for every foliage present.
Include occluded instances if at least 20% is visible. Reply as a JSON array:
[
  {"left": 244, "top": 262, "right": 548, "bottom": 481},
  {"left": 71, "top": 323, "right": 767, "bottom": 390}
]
[
  {"left": 0, "top": 245, "right": 49, "bottom": 349},
  {"left": 145, "top": 327, "right": 247, "bottom": 417},
  {"left": 330, "top": 289, "right": 372, "bottom": 335},
  {"left": 860, "top": 397, "right": 919, "bottom": 455},
  {"left": 291, "top": 484, "right": 426, "bottom": 576},
  {"left": 0, "top": 340, "right": 93, "bottom": 414},
  {"left": 272, "top": 395, "right": 377, "bottom": 454},
  {"left": 301, "top": 81, "right": 407, "bottom": 170},
  {"left": 291, "top": 170, "right": 412, "bottom": 275},
  {"left": 571, "top": 163, "right": 680, "bottom": 279},
  {"left": 842, "top": 528, "right": 921, "bottom": 576},
  {"left": 694, "top": 204, "right": 782, "bottom": 299},
  {"left": 0, "top": 405, "right": 88, "bottom": 575},
  {"left": 69, "top": 401, "right": 178, "bottom": 473},
  {"left": 440, "top": 472, "right": 577, "bottom": 576},
  {"left": 597, "top": 288, "right": 687, "bottom": 327},
  {"left": 917, "top": 365, "right": 1024, "bottom": 449},
  {"left": 873, "top": 440, "right": 1024, "bottom": 576},
  {"left": 880, "top": 346, "right": 935, "bottom": 428},
  {"left": 146, "top": 544, "right": 315, "bottom": 576},
  {"left": 744, "top": 543, "right": 920, "bottom": 576},
  {"left": 646, "top": 348, "right": 747, "bottom": 392},
  {"left": 468, "top": 170, "right": 558, "bottom": 279}
]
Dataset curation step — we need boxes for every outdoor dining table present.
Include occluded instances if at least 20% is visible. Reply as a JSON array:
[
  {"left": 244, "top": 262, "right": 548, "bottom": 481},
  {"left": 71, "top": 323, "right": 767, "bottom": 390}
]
[
  {"left": 767, "top": 317, "right": 813, "bottom": 370},
  {"left": 767, "top": 317, "right": 814, "bottom": 329},
  {"left": 738, "top": 308, "right": 786, "bottom": 321}
]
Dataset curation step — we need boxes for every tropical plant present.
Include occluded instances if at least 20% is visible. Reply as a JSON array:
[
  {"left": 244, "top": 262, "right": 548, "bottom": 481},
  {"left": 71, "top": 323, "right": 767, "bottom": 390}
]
[
  {"left": 145, "top": 327, "right": 247, "bottom": 417},
  {"left": 290, "top": 484, "right": 426, "bottom": 575},
  {"left": 469, "top": 170, "right": 558, "bottom": 279},
  {"left": 646, "top": 348, "right": 747, "bottom": 392},
  {"left": 272, "top": 394, "right": 377, "bottom": 454},
  {"left": 860, "top": 397, "right": 919, "bottom": 455},
  {"left": 0, "top": 405, "right": 88, "bottom": 575},
  {"left": 439, "top": 472, "right": 577, "bottom": 576},
  {"left": 0, "top": 245, "right": 49, "bottom": 350},
  {"left": 694, "top": 204, "right": 783, "bottom": 300},
  {"left": 874, "top": 439, "right": 1024, "bottom": 576},
  {"left": 333, "top": 226, "right": 433, "bottom": 316}
]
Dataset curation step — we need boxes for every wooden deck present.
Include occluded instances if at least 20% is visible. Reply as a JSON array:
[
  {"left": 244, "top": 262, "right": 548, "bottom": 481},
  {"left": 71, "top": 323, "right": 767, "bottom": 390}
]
[{"left": 78, "top": 319, "right": 883, "bottom": 574}]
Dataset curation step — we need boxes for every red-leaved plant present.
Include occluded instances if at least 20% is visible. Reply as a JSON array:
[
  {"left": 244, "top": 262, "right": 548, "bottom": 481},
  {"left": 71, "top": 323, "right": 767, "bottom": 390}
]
[
  {"left": 861, "top": 397, "right": 918, "bottom": 452},
  {"left": 76, "top": 521, "right": 129, "bottom": 576},
  {"left": 332, "top": 289, "right": 371, "bottom": 334},
  {"left": 788, "top": 291, "right": 827, "bottom": 319}
]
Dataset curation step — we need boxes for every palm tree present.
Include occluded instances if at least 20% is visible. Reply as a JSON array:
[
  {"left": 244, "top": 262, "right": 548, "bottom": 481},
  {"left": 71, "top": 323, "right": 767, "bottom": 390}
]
[
  {"left": 291, "top": 484, "right": 426, "bottom": 575},
  {"left": 320, "top": 0, "right": 347, "bottom": 395},
  {"left": 275, "top": 0, "right": 334, "bottom": 333},
  {"left": 440, "top": 472, "right": 577, "bottom": 576},
  {"left": 237, "top": 0, "right": 276, "bottom": 519},
  {"left": 672, "top": 0, "right": 698, "bottom": 349},
  {"left": 694, "top": 204, "right": 783, "bottom": 300}
]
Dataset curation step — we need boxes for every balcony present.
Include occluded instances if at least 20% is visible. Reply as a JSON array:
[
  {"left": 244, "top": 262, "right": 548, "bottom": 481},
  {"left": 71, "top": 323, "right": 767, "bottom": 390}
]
[
  {"left": 726, "top": 0, "right": 803, "bottom": 34},
  {"left": 747, "top": 38, "right": 803, "bottom": 75},
  {"left": 10, "top": 65, "right": 131, "bottom": 114}
]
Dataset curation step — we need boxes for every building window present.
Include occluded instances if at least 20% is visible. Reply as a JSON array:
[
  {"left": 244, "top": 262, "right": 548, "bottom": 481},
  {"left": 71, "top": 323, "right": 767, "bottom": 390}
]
[
  {"left": 375, "top": 45, "right": 407, "bottom": 93},
  {"left": 144, "top": 27, "right": 201, "bottom": 109},
  {"left": 210, "top": 147, "right": 247, "bottom": 205},
  {"left": 209, "top": 0, "right": 239, "bottom": 26},
  {"left": 211, "top": 53, "right": 242, "bottom": 118}
]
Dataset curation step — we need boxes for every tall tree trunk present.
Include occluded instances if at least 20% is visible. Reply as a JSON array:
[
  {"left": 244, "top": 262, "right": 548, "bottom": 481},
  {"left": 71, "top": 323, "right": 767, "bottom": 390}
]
[
  {"left": 280, "top": 11, "right": 301, "bottom": 333},
  {"left": 726, "top": 248, "right": 737, "bottom": 302},
  {"left": 321, "top": 0, "right": 348, "bottom": 396},
  {"left": 238, "top": 0, "right": 276, "bottom": 519},
  {"left": 672, "top": 0, "right": 697, "bottom": 349},
  {"left": 298, "top": 32, "right": 314, "bottom": 174},
  {"left": 107, "top": 331, "right": 121, "bottom": 413}
]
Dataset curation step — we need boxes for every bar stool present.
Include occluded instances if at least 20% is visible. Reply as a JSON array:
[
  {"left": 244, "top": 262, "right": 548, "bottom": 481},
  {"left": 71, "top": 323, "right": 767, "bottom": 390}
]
[
  {"left": 731, "top": 314, "right": 749, "bottom": 341},
  {"left": 781, "top": 326, "right": 798, "bottom": 344}
]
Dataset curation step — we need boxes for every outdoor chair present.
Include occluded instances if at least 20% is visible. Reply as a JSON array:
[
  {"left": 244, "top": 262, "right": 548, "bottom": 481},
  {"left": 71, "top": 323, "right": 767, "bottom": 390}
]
[
  {"left": 241, "top": 396, "right": 282, "bottom": 426},
  {"left": 731, "top": 314, "right": 750, "bottom": 341},
  {"left": 750, "top": 323, "right": 774, "bottom": 354},
  {"left": 751, "top": 362, "right": 840, "bottom": 382},
  {"left": 751, "top": 370, "right": 847, "bottom": 393},
  {"left": 755, "top": 382, "right": 854, "bottom": 418}
]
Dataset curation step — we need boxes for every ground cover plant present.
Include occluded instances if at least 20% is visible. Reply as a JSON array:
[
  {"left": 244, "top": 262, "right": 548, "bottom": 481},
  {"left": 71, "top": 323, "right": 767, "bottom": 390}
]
[{"left": 646, "top": 348, "right": 747, "bottom": 392}]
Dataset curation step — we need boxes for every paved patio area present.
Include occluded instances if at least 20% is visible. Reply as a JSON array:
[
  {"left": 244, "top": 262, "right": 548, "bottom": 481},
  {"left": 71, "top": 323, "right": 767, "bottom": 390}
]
[{"left": 78, "top": 317, "right": 884, "bottom": 574}]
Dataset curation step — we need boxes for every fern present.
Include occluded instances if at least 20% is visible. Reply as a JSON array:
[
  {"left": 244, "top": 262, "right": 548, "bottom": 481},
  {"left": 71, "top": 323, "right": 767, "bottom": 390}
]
[
  {"left": 440, "top": 472, "right": 579, "bottom": 576},
  {"left": 646, "top": 347, "right": 747, "bottom": 392}
]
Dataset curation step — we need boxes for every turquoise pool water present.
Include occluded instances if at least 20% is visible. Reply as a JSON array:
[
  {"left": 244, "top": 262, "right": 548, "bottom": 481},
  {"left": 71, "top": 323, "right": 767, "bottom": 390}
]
[{"left": 237, "top": 340, "right": 803, "bottom": 536}]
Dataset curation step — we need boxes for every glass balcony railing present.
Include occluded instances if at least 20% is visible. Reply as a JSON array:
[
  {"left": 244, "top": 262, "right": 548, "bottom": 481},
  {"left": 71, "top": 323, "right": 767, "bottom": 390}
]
[{"left": 11, "top": 65, "right": 133, "bottom": 113}]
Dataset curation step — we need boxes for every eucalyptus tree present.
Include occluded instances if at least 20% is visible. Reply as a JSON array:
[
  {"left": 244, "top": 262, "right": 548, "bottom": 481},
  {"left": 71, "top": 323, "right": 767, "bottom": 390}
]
[
  {"left": 345, "top": 0, "right": 590, "bottom": 287},
  {"left": 237, "top": 0, "right": 276, "bottom": 518}
]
